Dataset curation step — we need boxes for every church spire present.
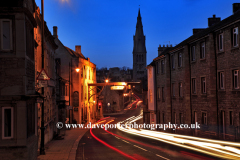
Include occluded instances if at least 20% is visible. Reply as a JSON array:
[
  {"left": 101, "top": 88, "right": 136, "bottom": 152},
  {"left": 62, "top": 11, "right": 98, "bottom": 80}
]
[
  {"left": 133, "top": 8, "right": 146, "bottom": 53},
  {"left": 132, "top": 8, "right": 147, "bottom": 81}
]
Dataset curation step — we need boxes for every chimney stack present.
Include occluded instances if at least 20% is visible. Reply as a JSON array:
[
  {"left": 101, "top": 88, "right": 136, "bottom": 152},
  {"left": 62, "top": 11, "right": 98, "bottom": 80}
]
[
  {"left": 75, "top": 45, "right": 81, "bottom": 54},
  {"left": 208, "top": 15, "right": 221, "bottom": 27},
  {"left": 233, "top": 3, "right": 240, "bottom": 14},
  {"left": 53, "top": 26, "right": 58, "bottom": 38}
]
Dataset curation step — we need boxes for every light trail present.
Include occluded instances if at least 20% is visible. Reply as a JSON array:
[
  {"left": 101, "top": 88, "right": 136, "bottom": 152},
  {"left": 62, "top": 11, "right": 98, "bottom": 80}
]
[{"left": 116, "top": 113, "right": 240, "bottom": 160}]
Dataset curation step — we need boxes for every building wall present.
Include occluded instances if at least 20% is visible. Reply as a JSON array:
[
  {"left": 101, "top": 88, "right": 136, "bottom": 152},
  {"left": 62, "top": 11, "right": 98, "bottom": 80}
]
[
  {"left": 150, "top": 6, "right": 240, "bottom": 140},
  {"left": 0, "top": 1, "right": 38, "bottom": 159}
]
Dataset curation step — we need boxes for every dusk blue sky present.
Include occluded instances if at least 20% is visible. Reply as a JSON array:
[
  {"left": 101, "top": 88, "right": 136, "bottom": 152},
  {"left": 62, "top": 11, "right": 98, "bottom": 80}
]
[{"left": 36, "top": 0, "right": 237, "bottom": 69}]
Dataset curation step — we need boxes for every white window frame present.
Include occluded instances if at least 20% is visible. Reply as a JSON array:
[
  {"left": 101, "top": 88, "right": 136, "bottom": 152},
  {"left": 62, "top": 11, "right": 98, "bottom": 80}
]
[
  {"left": 191, "top": 45, "right": 196, "bottom": 61},
  {"left": 201, "top": 77, "right": 206, "bottom": 94},
  {"left": 2, "top": 107, "right": 14, "bottom": 139},
  {"left": 219, "top": 33, "right": 223, "bottom": 51},
  {"left": 233, "top": 27, "right": 238, "bottom": 47},
  {"left": 219, "top": 72, "right": 224, "bottom": 89},
  {"left": 233, "top": 70, "right": 239, "bottom": 89},
  {"left": 178, "top": 53, "right": 182, "bottom": 67},
  {"left": 200, "top": 42, "right": 205, "bottom": 59},
  {"left": 1, "top": 19, "right": 13, "bottom": 51}
]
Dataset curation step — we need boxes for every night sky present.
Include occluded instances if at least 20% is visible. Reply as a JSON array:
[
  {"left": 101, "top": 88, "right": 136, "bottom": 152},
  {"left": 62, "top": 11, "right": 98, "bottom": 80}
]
[{"left": 36, "top": 0, "right": 237, "bottom": 69}]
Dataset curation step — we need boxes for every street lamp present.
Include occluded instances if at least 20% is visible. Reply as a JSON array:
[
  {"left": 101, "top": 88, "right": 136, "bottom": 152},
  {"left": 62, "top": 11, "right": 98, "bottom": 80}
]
[
  {"left": 105, "top": 79, "right": 109, "bottom": 83},
  {"left": 40, "top": 0, "right": 70, "bottom": 155},
  {"left": 75, "top": 68, "right": 80, "bottom": 72}
]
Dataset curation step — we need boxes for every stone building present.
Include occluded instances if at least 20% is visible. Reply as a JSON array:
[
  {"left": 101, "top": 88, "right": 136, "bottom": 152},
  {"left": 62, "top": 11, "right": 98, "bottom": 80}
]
[
  {"left": 0, "top": 1, "right": 38, "bottom": 159},
  {"left": 34, "top": 7, "right": 58, "bottom": 148},
  {"left": 148, "top": 3, "right": 240, "bottom": 141},
  {"left": 53, "top": 26, "right": 97, "bottom": 124},
  {"left": 133, "top": 9, "right": 147, "bottom": 82}
]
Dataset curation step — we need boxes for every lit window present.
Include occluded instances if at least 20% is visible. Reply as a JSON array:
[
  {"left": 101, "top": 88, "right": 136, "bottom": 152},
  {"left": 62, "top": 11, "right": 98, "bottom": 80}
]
[
  {"left": 200, "top": 42, "right": 205, "bottom": 59},
  {"left": 191, "top": 46, "right": 195, "bottom": 61},
  {"left": 192, "top": 78, "right": 196, "bottom": 94},
  {"left": 149, "top": 89, "right": 153, "bottom": 103},
  {"left": 233, "top": 70, "right": 239, "bottom": 89},
  {"left": 219, "top": 72, "right": 224, "bottom": 89},
  {"left": 201, "top": 77, "right": 206, "bottom": 94},
  {"left": 2, "top": 107, "right": 13, "bottom": 139},
  {"left": 178, "top": 53, "right": 182, "bottom": 67},
  {"left": 219, "top": 33, "right": 223, "bottom": 51},
  {"left": 233, "top": 27, "right": 238, "bottom": 47}
]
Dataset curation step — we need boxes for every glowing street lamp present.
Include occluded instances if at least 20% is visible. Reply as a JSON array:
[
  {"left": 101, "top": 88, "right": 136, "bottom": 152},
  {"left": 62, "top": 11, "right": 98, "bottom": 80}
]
[
  {"left": 75, "top": 68, "right": 80, "bottom": 72},
  {"left": 105, "top": 79, "right": 109, "bottom": 83}
]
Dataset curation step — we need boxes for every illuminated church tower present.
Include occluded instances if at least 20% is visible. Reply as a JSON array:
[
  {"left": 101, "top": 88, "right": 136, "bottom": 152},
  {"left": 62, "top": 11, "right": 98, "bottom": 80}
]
[{"left": 133, "top": 9, "right": 147, "bottom": 81}]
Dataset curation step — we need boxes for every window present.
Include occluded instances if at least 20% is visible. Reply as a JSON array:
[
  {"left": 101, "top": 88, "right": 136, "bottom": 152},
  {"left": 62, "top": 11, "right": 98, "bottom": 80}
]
[
  {"left": 156, "top": 62, "right": 159, "bottom": 74},
  {"left": 178, "top": 53, "right": 182, "bottom": 67},
  {"left": 162, "top": 113, "right": 165, "bottom": 123},
  {"left": 136, "top": 55, "right": 138, "bottom": 62},
  {"left": 179, "top": 82, "right": 183, "bottom": 97},
  {"left": 201, "top": 77, "right": 206, "bottom": 94},
  {"left": 162, "top": 87, "right": 164, "bottom": 101},
  {"left": 65, "top": 85, "right": 68, "bottom": 96},
  {"left": 179, "top": 113, "right": 183, "bottom": 124},
  {"left": 89, "top": 69, "right": 90, "bottom": 79},
  {"left": 202, "top": 112, "right": 207, "bottom": 125},
  {"left": 149, "top": 89, "right": 153, "bottom": 103},
  {"left": 157, "top": 87, "right": 160, "bottom": 100},
  {"left": 191, "top": 45, "right": 196, "bottom": 61},
  {"left": 229, "top": 111, "right": 233, "bottom": 125},
  {"left": 219, "top": 33, "right": 223, "bottom": 51},
  {"left": 192, "top": 78, "right": 196, "bottom": 94},
  {"left": 219, "top": 72, "right": 224, "bottom": 89},
  {"left": 172, "top": 83, "right": 175, "bottom": 97},
  {"left": 233, "top": 70, "right": 239, "bottom": 89},
  {"left": 171, "top": 55, "right": 175, "bottom": 69},
  {"left": 142, "top": 55, "right": 143, "bottom": 62},
  {"left": 161, "top": 60, "right": 164, "bottom": 73},
  {"left": 233, "top": 27, "right": 238, "bottom": 47},
  {"left": 2, "top": 107, "right": 13, "bottom": 139},
  {"left": 1, "top": 20, "right": 12, "bottom": 50},
  {"left": 200, "top": 42, "right": 205, "bottom": 59}
]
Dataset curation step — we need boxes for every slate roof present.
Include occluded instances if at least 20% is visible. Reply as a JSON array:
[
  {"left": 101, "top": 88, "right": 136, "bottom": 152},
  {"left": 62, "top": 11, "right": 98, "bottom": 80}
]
[{"left": 65, "top": 46, "right": 85, "bottom": 59}]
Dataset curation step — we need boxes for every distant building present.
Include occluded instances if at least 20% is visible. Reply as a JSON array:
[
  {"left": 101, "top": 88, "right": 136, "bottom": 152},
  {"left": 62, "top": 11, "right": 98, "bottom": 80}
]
[
  {"left": 148, "top": 3, "right": 240, "bottom": 141},
  {"left": 53, "top": 26, "right": 97, "bottom": 124},
  {"left": 133, "top": 9, "right": 147, "bottom": 82},
  {"left": 96, "top": 67, "right": 133, "bottom": 82}
]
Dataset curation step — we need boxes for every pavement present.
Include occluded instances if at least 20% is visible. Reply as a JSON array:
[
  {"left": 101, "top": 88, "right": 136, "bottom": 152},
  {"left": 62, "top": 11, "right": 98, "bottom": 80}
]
[{"left": 37, "top": 128, "right": 88, "bottom": 160}]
